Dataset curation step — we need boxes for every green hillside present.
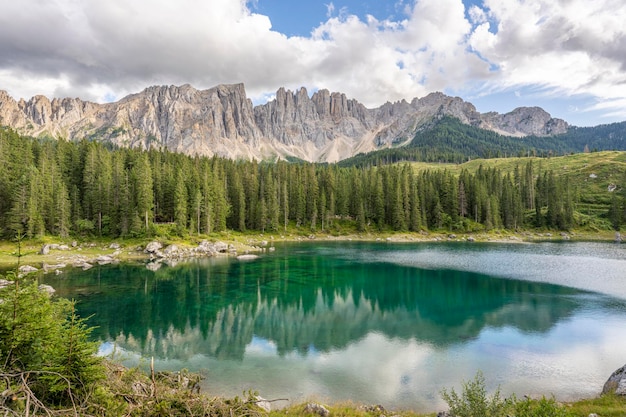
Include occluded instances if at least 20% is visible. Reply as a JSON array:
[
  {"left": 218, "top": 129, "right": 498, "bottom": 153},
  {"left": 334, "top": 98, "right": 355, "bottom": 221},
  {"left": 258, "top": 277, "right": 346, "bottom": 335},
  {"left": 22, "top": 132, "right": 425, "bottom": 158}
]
[
  {"left": 411, "top": 151, "right": 626, "bottom": 230},
  {"left": 340, "top": 117, "right": 626, "bottom": 167}
]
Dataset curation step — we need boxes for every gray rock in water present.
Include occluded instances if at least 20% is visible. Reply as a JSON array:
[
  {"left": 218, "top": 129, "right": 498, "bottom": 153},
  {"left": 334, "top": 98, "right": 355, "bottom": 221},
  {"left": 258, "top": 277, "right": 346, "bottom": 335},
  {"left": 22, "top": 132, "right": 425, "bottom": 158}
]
[
  {"left": 303, "top": 403, "right": 329, "bottom": 417},
  {"left": 38, "top": 284, "right": 56, "bottom": 296},
  {"left": 95, "top": 255, "right": 114, "bottom": 265},
  {"left": 0, "top": 279, "right": 13, "bottom": 289},
  {"left": 18, "top": 265, "right": 38, "bottom": 274},
  {"left": 43, "top": 263, "right": 67, "bottom": 273},
  {"left": 602, "top": 364, "right": 626, "bottom": 396}
]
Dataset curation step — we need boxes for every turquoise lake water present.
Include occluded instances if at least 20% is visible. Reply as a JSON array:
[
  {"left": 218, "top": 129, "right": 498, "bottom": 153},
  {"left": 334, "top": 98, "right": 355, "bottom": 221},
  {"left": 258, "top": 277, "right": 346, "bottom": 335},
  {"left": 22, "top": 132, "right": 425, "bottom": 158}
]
[{"left": 41, "top": 241, "right": 626, "bottom": 412}]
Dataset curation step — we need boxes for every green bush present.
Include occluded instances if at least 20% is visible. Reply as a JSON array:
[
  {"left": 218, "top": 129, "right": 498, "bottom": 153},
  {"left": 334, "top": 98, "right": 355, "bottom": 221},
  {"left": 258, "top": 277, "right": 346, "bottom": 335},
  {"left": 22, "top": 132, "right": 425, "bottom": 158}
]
[
  {"left": 440, "top": 371, "right": 512, "bottom": 417},
  {"left": 441, "top": 372, "right": 573, "bottom": 417},
  {"left": 513, "top": 395, "right": 570, "bottom": 417},
  {"left": 0, "top": 271, "right": 105, "bottom": 413}
]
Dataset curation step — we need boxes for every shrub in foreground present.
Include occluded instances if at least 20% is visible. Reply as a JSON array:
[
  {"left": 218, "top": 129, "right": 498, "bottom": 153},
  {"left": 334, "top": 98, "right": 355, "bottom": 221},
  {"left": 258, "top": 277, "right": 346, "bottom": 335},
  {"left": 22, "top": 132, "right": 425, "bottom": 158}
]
[{"left": 440, "top": 372, "right": 571, "bottom": 417}]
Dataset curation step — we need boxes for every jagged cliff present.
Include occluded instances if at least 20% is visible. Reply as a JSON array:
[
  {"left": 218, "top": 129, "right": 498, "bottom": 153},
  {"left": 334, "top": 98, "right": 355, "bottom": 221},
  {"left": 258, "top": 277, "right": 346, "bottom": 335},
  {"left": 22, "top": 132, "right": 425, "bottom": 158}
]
[{"left": 0, "top": 83, "right": 568, "bottom": 162}]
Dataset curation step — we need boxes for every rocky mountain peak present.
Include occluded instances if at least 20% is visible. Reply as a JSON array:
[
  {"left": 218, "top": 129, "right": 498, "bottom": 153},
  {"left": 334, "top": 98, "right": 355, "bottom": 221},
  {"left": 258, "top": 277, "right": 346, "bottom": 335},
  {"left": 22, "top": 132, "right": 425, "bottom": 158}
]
[{"left": 0, "top": 83, "right": 569, "bottom": 162}]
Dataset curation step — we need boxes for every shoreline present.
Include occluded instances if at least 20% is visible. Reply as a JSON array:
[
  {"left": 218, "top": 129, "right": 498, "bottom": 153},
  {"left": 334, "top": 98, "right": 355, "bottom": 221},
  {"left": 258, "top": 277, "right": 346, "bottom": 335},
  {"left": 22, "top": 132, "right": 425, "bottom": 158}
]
[{"left": 0, "top": 229, "right": 620, "bottom": 272}]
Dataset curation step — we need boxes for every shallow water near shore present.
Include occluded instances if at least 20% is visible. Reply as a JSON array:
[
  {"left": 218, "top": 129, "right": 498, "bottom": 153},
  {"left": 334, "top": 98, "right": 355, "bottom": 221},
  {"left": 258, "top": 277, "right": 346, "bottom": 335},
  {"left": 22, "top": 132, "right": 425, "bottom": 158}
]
[{"left": 42, "top": 241, "right": 626, "bottom": 412}]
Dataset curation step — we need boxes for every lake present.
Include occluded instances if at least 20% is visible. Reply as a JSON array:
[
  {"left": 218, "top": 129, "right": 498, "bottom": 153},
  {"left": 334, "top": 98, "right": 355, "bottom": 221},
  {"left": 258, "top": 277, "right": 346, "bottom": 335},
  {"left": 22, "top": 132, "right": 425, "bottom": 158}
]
[{"left": 41, "top": 241, "right": 626, "bottom": 412}]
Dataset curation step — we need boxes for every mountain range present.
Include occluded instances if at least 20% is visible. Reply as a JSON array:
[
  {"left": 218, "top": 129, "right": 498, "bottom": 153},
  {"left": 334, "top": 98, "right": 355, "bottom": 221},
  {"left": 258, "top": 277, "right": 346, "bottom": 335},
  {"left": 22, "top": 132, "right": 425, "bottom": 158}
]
[{"left": 0, "top": 82, "right": 604, "bottom": 163}]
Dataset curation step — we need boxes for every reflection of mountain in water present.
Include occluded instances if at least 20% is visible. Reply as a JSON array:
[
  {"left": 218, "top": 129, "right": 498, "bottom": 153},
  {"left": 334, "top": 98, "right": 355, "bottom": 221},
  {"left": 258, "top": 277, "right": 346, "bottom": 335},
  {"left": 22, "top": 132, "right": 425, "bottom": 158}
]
[{"left": 44, "top": 248, "right": 590, "bottom": 361}]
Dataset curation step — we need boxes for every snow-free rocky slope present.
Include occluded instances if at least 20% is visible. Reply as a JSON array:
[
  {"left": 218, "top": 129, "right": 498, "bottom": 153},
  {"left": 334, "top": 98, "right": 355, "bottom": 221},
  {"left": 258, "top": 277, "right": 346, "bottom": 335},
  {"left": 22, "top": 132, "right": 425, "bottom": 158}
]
[{"left": 0, "top": 83, "right": 568, "bottom": 162}]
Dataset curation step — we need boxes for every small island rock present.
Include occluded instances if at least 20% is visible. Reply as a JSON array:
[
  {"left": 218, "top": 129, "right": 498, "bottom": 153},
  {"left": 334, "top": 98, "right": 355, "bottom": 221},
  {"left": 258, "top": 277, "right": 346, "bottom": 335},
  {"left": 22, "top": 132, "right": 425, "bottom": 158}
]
[{"left": 19, "top": 265, "right": 38, "bottom": 274}]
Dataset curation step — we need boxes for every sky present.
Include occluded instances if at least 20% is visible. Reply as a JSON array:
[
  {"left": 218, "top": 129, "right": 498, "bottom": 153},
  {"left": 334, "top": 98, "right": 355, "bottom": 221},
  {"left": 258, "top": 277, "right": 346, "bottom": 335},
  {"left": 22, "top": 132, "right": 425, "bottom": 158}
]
[{"left": 0, "top": 0, "right": 625, "bottom": 127}]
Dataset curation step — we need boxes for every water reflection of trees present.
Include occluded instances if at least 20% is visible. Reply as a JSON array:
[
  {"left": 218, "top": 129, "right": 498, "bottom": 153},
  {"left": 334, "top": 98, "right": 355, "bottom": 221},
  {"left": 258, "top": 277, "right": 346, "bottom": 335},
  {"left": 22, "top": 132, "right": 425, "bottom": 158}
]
[{"left": 44, "top": 252, "right": 589, "bottom": 361}]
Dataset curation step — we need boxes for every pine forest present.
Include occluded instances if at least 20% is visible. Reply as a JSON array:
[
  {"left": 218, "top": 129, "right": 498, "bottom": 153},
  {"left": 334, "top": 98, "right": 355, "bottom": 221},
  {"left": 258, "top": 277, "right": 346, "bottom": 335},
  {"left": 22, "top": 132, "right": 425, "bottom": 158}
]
[{"left": 1, "top": 126, "right": 624, "bottom": 241}]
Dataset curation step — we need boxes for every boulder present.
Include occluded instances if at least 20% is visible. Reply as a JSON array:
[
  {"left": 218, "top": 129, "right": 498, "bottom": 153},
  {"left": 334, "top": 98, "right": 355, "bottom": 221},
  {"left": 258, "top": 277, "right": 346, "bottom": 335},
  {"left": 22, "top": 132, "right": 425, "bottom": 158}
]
[
  {"left": 43, "top": 263, "right": 67, "bottom": 273},
  {"left": 40, "top": 244, "right": 51, "bottom": 255},
  {"left": 18, "top": 265, "right": 38, "bottom": 274},
  {"left": 38, "top": 284, "right": 56, "bottom": 296},
  {"left": 303, "top": 403, "right": 329, "bottom": 417},
  {"left": 602, "top": 364, "right": 626, "bottom": 396},
  {"left": 109, "top": 242, "right": 121, "bottom": 249},
  {"left": 359, "top": 404, "right": 386, "bottom": 413},
  {"left": 196, "top": 240, "right": 217, "bottom": 255},
  {"left": 214, "top": 241, "right": 228, "bottom": 253},
  {"left": 72, "top": 258, "right": 89, "bottom": 268},
  {"left": 144, "top": 241, "right": 163, "bottom": 254},
  {"left": 95, "top": 255, "right": 114, "bottom": 265},
  {"left": 163, "top": 244, "right": 179, "bottom": 256}
]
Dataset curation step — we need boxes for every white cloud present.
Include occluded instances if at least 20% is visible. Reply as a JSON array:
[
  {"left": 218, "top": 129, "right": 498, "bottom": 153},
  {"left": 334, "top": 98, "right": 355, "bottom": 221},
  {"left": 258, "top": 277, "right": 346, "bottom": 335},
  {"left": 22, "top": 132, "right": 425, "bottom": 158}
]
[
  {"left": 0, "top": 0, "right": 624, "bottom": 124},
  {"left": 325, "top": 2, "right": 335, "bottom": 18},
  {"left": 471, "top": 0, "right": 626, "bottom": 110}
]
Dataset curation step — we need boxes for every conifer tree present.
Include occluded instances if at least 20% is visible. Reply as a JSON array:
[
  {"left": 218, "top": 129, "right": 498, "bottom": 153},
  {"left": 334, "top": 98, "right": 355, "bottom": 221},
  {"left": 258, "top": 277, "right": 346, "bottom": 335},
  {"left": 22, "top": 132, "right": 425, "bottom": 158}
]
[{"left": 174, "top": 170, "right": 188, "bottom": 235}]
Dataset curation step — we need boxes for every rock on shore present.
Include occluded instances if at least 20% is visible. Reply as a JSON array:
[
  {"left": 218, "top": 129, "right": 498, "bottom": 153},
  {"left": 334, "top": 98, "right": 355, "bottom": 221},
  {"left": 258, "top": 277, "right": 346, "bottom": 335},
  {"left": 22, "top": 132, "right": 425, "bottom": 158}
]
[{"left": 603, "top": 364, "right": 626, "bottom": 396}]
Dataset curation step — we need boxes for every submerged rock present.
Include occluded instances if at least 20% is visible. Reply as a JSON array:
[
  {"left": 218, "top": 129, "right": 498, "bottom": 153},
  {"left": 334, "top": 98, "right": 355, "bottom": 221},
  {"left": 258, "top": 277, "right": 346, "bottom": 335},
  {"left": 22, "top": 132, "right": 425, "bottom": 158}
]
[{"left": 237, "top": 254, "right": 259, "bottom": 261}]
